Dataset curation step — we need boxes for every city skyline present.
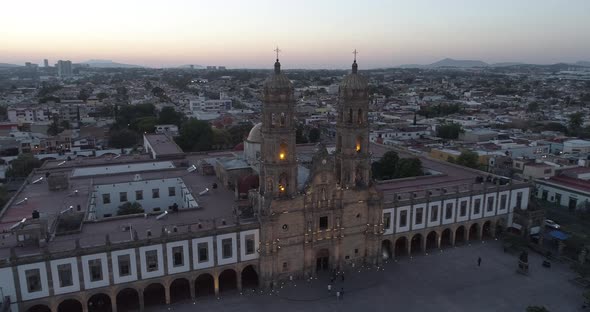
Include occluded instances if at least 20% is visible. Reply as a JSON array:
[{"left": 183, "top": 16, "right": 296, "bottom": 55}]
[{"left": 1, "top": 0, "right": 590, "bottom": 68}]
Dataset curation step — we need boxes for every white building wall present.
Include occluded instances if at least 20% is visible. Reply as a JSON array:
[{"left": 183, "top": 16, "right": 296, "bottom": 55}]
[
  {"left": 470, "top": 195, "right": 484, "bottom": 220},
  {"left": 240, "top": 229, "right": 260, "bottom": 262},
  {"left": 442, "top": 199, "right": 456, "bottom": 225},
  {"left": 192, "top": 237, "right": 215, "bottom": 270},
  {"left": 456, "top": 196, "right": 471, "bottom": 222},
  {"left": 411, "top": 204, "right": 426, "bottom": 230},
  {"left": 395, "top": 206, "right": 410, "bottom": 233},
  {"left": 427, "top": 201, "right": 442, "bottom": 227},
  {"left": 139, "top": 245, "right": 165, "bottom": 279},
  {"left": 383, "top": 207, "right": 395, "bottom": 235},
  {"left": 81, "top": 253, "right": 109, "bottom": 290},
  {"left": 50, "top": 257, "right": 80, "bottom": 295},
  {"left": 483, "top": 193, "right": 497, "bottom": 218},
  {"left": 17, "top": 262, "right": 49, "bottom": 301},
  {"left": 166, "top": 240, "right": 190, "bottom": 274},
  {"left": 0, "top": 267, "right": 17, "bottom": 310},
  {"left": 111, "top": 249, "right": 138, "bottom": 284},
  {"left": 216, "top": 233, "right": 238, "bottom": 266}
]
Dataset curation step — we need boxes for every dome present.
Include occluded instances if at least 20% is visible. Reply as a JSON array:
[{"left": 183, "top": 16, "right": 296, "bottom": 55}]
[
  {"left": 263, "top": 60, "right": 293, "bottom": 92},
  {"left": 246, "top": 123, "right": 263, "bottom": 143},
  {"left": 340, "top": 60, "right": 368, "bottom": 91}
]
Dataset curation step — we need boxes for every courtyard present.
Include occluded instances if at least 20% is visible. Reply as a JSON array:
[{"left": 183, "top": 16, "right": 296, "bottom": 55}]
[{"left": 152, "top": 240, "right": 582, "bottom": 312}]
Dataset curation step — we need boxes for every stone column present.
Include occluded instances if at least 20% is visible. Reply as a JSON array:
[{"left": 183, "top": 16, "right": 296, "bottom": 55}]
[
  {"left": 478, "top": 223, "right": 484, "bottom": 240},
  {"left": 421, "top": 236, "right": 427, "bottom": 253},
  {"left": 407, "top": 240, "right": 412, "bottom": 256},
  {"left": 110, "top": 294, "right": 117, "bottom": 312},
  {"left": 139, "top": 289, "right": 145, "bottom": 312},
  {"left": 189, "top": 279, "right": 196, "bottom": 299},
  {"left": 214, "top": 274, "right": 220, "bottom": 296},
  {"left": 436, "top": 235, "right": 442, "bottom": 249},
  {"left": 237, "top": 269, "right": 243, "bottom": 291},
  {"left": 165, "top": 284, "right": 171, "bottom": 304}
]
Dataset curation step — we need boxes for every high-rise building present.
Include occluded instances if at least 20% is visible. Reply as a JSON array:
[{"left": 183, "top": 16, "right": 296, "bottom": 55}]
[
  {"left": 43, "top": 59, "right": 49, "bottom": 67},
  {"left": 57, "top": 60, "right": 72, "bottom": 77}
]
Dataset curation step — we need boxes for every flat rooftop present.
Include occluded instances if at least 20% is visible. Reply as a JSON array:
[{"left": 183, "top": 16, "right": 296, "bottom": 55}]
[
  {"left": 72, "top": 161, "right": 175, "bottom": 177},
  {"left": 144, "top": 134, "right": 184, "bottom": 156}
]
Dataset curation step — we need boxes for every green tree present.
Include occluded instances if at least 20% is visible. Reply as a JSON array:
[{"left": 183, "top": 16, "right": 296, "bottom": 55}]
[
  {"left": 228, "top": 122, "right": 254, "bottom": 145},
  {"left": 108, "top": 129, "right": 139, "bottom": 148},
  {"left": 569, "top": 112, "right": 584, "bottom": 134},
  {"left": 60, "top": 120, "right": 71, "bottom": 130},
  {"left": 212, "top": 128, "right": 232, "bottom": 149},
  {"left": 96, "top": 92, "right": 109, "bottom": 101},
  {"left": 372, "top": 151, "right": 400, "bottom": 180},
  {"left": 158, "top": 107, "right": 185, "bottom": 126},
  {"left": 6, "top": 154, "right": 42, "bottom": 178},
  {"left": 117, "top": 202, "right": 144, "bottom": 216},
  {"left": 396, "top": 158, "right": 423, "bottom": 178},
  {"left": 296, "top": 124, "right": 308, "bottom": 144},
  {"left": 455, "top": 150, "right": 480, "bottom": 169},
  {"left": 135, "top": 117, "right": 158, "bottom": 133},
  {"left": 47, "top": 115, "right": 61, "bottom": 136},
  {"left": 175, "top": 119, "right": 213, "bottom": 152},
  {"left": 308, "top": 128, "right": 321, "bottom": 143},
  {"left": 436, "top": 123, "right": 463, "bottom": 140}
]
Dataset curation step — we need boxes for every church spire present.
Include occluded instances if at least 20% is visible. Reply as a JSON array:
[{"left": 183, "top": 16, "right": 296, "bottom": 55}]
[
  {"left": 352, "top": 49, "right": 358, "bottom": 73},
  {"left": 274, "top": 46, "right": 281, "bottom": 74}
]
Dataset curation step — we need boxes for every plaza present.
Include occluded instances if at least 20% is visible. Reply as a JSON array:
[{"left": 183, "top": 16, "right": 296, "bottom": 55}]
[{"left": 161, "top": 241, "right": 582, "bottom": 312}]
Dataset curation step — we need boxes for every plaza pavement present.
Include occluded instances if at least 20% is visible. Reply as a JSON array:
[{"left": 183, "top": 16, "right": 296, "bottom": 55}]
[{"left": 152, "top": 240, "right": 583, "bottom": 312}]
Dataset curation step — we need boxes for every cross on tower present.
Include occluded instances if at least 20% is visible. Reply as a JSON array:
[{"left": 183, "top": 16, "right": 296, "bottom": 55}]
[
  {"left": 274, "top": 46, "right": 281, "bottom": 61},
  {"left": 352, "top": 49, "right": 358, "bottom": 62}
]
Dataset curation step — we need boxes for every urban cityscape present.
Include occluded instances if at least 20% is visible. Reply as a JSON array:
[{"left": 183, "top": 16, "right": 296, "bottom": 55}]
[{"left": 0, "top": 1, "right": 589, "bottom": 312}]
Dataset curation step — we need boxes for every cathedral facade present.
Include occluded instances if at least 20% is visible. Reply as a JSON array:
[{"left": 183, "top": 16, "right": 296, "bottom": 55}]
[{"left": 255, "top": 57, "right": 383, "bottom": 286}]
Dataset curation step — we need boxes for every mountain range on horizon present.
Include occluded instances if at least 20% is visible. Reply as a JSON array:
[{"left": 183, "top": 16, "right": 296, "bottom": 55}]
[{"left": 1, "top": 58, "right": 589, "bottom": 69}]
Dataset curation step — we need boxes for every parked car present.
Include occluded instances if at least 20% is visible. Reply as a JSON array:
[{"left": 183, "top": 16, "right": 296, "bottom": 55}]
[{"left": 544, "top": 219, "right": 560, "bottom": 229}]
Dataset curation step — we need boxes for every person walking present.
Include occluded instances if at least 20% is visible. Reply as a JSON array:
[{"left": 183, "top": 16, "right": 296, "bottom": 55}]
[
  {"left": 478, "top": 257, "right": 482, "bottom": 267},
  {"left": 336, "top": 290, "right": 341, "bottom": 301},
  {"left": 328, "top": 284, "right": 332, "bottom": 294},
  {"left": 340, "top": 287, "right": 344, "bottom": 300},
  {"left": 341, "top": 273, "right": 344, "bottom": 282}
]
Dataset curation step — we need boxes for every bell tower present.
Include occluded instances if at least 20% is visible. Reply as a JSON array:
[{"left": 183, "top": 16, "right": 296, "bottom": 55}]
[
  {"left": 335, "top": 51, "right": 370, "bottom": 188},
  {"left": 259, "top": 51, "right": 298, "bottom": 199}
]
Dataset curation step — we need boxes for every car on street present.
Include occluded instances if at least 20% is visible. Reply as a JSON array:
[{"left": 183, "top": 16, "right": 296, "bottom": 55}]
[{"left": 544, "top": 219, "right": 560, "bottom": 229}]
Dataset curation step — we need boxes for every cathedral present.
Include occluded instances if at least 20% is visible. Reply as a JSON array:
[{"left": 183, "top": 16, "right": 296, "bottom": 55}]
[{"left": 254, "top": 55, "right": 383, "bottom": 286}]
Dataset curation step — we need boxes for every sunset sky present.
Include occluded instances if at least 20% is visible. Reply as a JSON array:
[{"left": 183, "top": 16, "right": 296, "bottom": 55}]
[{"left": 1, "top": 0, "right": 589, "bottom": 68}]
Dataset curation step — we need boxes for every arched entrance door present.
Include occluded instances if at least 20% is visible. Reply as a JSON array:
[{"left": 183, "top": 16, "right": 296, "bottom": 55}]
[
  {"left": 382, "top": 240, "right": 393, "bottom": 260},
  {"left": 316, "top": 248, "right": 329, "bottom": 271},
  {"left": 170, "top": 278, "right": 191, "bottom": 303},
  {"left": 143, "top": 283, "right": 166, "bottom": 308},
  {"left": 218, "top": 269, "right": 238, "bottom": 293},
  {"left": 410, "top": 233, "right": 423, "bottom": 254},
  {"left": 87, "top": 294, "right": 111, "bottom": 312},
  {"left": 195, "top": 273, "right": 215, "bottom": 297},
  {"left": 455, "top": 226, "right": 466, "bottom": 245},
  {"left": 469, "top": 223, "right": 480, "bottom": 241},
  {"left": 58, "top": 299, "right": 83, "bottom": 312},
  {"left": 116, "top": 288, "right": 140, "bottom": 312},
  {"left": 394, "top": 237, "right": 408, "bottom": 257},
  {"left": 27, "top": 305, "right": 51, "bottom": 312},
  {"left": 426, "top": 231, "right": 438, "bottom": 250},
  {"left": 241, "top": 265, "right": 259, "bottom": 289},
  {"left": 441, "top": 228, "right": 452, "bottom": 247}
]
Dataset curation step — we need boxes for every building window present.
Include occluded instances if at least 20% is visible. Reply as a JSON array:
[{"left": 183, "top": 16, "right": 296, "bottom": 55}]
[
  {"left": 282, "top": 262, "right": 288, "bottom": 272},
  {"left": 172, "top": 246, "right": 183, "bottom": 267},
  {"left": 460, "top": 201, "right": 467, "bottom": 216},
  {"left": 500, "top": 194, "right": 507, "bottom": 210},
  {"left": 445, "top": 203, "right": 453, "bottom": 220},
  {"left": 119, "top": 192, "right": 127, "bottom": 202},
  {"left": 487, "top": 197, "right": 494, "bottom": 212},
  {"left": 474, "top": 199, "right": 481, "bottom": 214},
  {"left": 152, "top": 188, "right": 160, "bottom": 199},
  {"left": 415, "top": 208, "right": 423, "bottom": 224},
  {"left": 102, "top": 194, "right": 111, "bottom": 204},
  {"left": 319, "top": 216, "right": 328, "bottom": 230},
  {"left": 57, "top": 263, "right": 73, "bottom": 288},
  {"left": 89, "top": 259, "right": 103, "bottom": 281},
  {"left": 430, "top": 205, "right": 438, "bottom": 222},
  {"left": 168, "top": 187, "right": 176, "bottom": 197},
  {"left": 25, "top": 269, "right": 41, "bottom": 292},
  {"left": 245, "top": 234, "right": 255, "bottom": 255},
  {"left": 146, "top": 250, "right": 158, "bottom": 272},
  {"left": 118, "top": 255, "right": 131, "bottom": 277},
  {"left": 356, "top": 136, "right": 363, "bottom": 153},
  {"left": 400, "top": 210, "right": 407, "bottom": 227},
  {"left": 383, "top": 212, "right": 391, "bottom": 229},
  {"left": 136, "top": 190, "right": 143, "bottom": 201},
  {"left": 516, "top": 192, "right": 523, "bottom": 208},
  {"left": 222, "top": 238, "right": 232, "bottom": 259},
  {"left": 198, "top": 243, "right": 208, "bottom": 262}
]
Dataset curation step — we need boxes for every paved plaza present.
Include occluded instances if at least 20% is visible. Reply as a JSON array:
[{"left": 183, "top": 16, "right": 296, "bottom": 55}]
[{"left": 155, "top": 241, "right": 582, "bottom": 312}]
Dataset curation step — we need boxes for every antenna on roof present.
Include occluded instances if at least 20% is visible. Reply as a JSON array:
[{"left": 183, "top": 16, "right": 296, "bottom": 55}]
[
  {"left": 9, "top": 218, "right": 27, "bottom": 231},
  {"left": 156, "top": 210, "right": 168, "bottom": 220},
  {"left": 32, "top": 177, "right": 44, "bottom": 184}
]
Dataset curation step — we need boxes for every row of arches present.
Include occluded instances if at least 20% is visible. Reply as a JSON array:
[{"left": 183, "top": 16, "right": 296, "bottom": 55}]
[
  {"left": 382, "top": 220, "right": 501, "bottom": 259},
  {"left": 27, "top": 266, "right": 258, "bottom": 312}
]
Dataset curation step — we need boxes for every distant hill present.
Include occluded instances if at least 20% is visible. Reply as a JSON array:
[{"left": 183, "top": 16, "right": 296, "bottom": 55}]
[
  {"left": 492, "top": 62, "right": 526, "bottom": 67},
  {"left": 177, "top": 64, "right": 204, "bottom": 69},
  {"left": 400, "top": 58, "right": 489, "bottom": 68},
  {"left": 80, "top": 60, "right": 143, "bottom": 68},
  {"left": 0, "top": 63, "right": 21, "bottom": 68},
  {"left": 576, "top": 61, "right": 590, "bottom": 67}
]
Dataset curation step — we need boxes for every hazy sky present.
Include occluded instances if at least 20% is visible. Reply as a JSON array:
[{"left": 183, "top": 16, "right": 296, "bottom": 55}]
[{"left": 1, "top": 0, "right": 589, "bottom": 68}]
